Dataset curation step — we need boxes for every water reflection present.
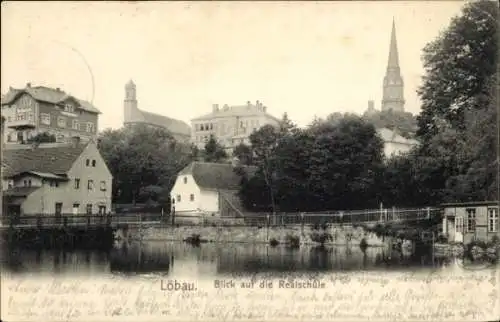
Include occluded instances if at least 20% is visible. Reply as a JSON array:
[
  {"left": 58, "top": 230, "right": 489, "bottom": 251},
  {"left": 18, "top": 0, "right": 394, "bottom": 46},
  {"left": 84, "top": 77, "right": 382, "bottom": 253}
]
[{"left": 0, "top": 241, "right": 460, "bottom": 277}]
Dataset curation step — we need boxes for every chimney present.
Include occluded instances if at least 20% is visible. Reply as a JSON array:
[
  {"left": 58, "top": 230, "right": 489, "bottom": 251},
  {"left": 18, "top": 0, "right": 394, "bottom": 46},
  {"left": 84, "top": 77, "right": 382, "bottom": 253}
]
[
  {"left": 212, "top": 104, "right": 219, "bottom": 113},
  {"left": 26, "top": 82, "right": 31, "bottom": 88},
  {"left": 368, "top": 100, "right": 374, "bottom": 110},
  {"left": 71, "top": 136, "right": 81, "bottom": 148}
]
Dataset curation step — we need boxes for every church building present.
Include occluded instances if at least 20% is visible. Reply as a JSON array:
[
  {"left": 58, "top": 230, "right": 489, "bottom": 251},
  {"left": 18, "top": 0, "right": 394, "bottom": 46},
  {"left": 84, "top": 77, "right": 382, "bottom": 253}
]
[
  {"left": 123, "top": 80, "right": 191, "bottom": 143},
  {"left": 381, "top": 18, "right": 405, "bottom": 113}
]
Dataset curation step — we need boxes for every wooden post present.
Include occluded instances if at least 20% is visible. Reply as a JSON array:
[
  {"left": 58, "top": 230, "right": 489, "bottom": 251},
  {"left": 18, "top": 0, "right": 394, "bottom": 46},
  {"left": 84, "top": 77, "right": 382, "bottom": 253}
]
[
  {"left": 426, "top": 207, "right": 431, "bottom": 219},
  {"left": 301, "top": 212, "right": 305, "bottom": 235}
]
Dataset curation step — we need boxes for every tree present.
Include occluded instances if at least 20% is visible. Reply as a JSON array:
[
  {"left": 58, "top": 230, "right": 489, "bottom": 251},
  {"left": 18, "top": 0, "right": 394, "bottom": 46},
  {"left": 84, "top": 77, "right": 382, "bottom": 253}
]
[
  {"left": 203, "top": 134, "right": 227, "bottom": 163},
  {"left": 415, "top": 0, "right": 498, "bottom": 202},
  {"left": 98, "top": 124, "right": 193, "bottom": 207},
  {"left": 416, "top": 0, "right": 498, "bottom": 142},
  {"left": 232, "top": 143, "right": 253, "bottom": 165}
]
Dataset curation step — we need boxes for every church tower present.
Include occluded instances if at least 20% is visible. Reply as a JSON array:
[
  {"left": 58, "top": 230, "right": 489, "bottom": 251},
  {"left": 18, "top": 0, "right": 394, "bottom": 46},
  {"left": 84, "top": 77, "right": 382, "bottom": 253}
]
[
  {"left": 123, "top": 80, "right": 140, "bottom": 125},
  {"left": 381, "top": 18, "right": 405, "bottom": 113}
]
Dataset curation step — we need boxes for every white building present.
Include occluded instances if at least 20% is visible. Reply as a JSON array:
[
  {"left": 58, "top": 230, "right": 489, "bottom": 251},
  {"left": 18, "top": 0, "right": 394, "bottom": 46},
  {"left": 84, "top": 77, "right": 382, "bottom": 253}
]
[
  {"left": 169, "top": 161, "right": 257, "bottom": 221},
  {"left": 377, "top": 127, "right": 418, "bottom": 158},
  {"left": 190, "top": 101, "right": 280, "bottom": 154}
]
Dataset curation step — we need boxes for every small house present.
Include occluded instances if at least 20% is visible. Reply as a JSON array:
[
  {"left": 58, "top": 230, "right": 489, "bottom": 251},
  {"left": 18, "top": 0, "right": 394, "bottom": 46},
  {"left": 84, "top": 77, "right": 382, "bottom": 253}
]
[
  {"left": 169, "top": 161, "right": 257, "bottom": 222},
  {"left": 441, "top": 201, "right": 499, "bottom": 244}
]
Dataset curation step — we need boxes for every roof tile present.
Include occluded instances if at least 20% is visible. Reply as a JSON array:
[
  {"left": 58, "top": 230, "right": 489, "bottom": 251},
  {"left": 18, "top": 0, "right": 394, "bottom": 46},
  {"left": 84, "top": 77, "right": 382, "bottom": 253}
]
[{"left": 179, "top": 162, "right": 257, "bottom": 191}]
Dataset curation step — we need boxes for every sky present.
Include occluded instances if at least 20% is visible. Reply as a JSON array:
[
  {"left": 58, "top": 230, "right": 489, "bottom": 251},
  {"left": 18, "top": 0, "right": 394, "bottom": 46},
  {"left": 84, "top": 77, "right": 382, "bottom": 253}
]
[{"left": 1, "top": 1, "right": 465, "bottom": 131}]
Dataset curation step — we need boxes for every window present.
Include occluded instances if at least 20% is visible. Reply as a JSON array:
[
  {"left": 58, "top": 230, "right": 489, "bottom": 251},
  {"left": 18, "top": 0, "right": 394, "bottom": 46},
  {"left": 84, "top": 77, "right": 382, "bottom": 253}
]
[
  {"left": 24, "top": 180, "right": 27, "bottom": 187},
  {"left": 210, "top": 123, "right": 213, "bottom": 130},
  {"left": 64, "top": 104, "right": 74, "bottom": 113},
  {"left": 195, "top": 124, "right": 200, "bottom": 131},
  {"left": 28, "top": 113, "right": 34, "bottom": 121},
  {"left": 28, "top": 180, "right": 32, "bottom": 187},
  {"left": 57, "top": 116, "right": 67, "bottom": 128},
  {"left": 86, "top": 159, "right": 90, "bottom": 166},
  {"left": 183, "top": 177, "right": 187, "bottom": 184},
  {"left": 466, "top": 208, "right": 476, "bottom": 232},
  {"left": 16, "top": 112, "right": 27, "bottom": 121},
  {"left": 74, "top": 178, "right": 80, "bottom": 189},
  {"left": 100, "top": 181, "right": 106, "bottom": 191},
  {"left": 86, "top": 204, "right": 93, "bottom": 215},
  {"left": 7, "top": 116, "right": 11, "bottom": 122},
  {"left": 86, "top": 123, "right": 95, "bottom": 133},
  {"left": 56, "top": 134, "right": 65, "bottom": 143},
  {"left": 190, "top": 194, "right": 195, "bottom": 201},
  {"left": 41, "top": 113, "right": 51, "bottom": 125},
  {"left": 92, "top": 160, "right": 96, "bottom": 167},
  {"left": 88, "top": 180, "right": 94, "bottom": 190},
  {"left": 72, "top": 119, "right": 79, "bottom": 130},
  {"left": 176, "top": 195, "right": 181, "bottom": 202},
  {"left": 488, "top": 208, "right": 498, "bottom": 232}
]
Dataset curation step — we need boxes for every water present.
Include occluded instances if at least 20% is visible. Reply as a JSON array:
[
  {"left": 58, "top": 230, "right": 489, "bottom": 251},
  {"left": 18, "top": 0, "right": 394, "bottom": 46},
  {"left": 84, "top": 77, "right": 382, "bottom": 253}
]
[
  {"left": 1, "top": 240, "right": 498, "bottom": 321},
  {"left": 0, "top": 240, "right": 474, "bottom": 276}
]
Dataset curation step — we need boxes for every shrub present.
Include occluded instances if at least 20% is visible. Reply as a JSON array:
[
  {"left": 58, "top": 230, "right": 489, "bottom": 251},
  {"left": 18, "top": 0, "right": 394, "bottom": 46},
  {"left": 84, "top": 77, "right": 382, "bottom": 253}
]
[
  {"left": 285, "top": 234, "right": 300, "bottom": 249},
  {"left": 435, "top": 233, "right": 448, "bottom": 244},
  {"left": 321, "top": 222, "right": 329, "bottom": 230},
  {"left": 311, "top": 223, "right": 320, "bottom": 231},
  {"left": 487, "top": 235, "right": 500, "bottom": 247},
  {"left": 269, "top": 238, "right": 279, "bottom": 247}
]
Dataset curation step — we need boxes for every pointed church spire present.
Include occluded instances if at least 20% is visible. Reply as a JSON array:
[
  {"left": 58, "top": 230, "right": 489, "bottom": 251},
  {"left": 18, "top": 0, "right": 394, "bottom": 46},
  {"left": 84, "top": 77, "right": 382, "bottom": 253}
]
[{"left": 387, "top": 18, "right": 400, "bottom": 69}]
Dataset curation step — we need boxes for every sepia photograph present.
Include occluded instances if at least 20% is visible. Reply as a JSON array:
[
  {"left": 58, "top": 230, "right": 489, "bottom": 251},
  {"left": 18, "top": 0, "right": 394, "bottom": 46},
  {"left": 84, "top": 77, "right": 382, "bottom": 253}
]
[{"left": 1, "top": 0, "right": 499, "bottom": 321}]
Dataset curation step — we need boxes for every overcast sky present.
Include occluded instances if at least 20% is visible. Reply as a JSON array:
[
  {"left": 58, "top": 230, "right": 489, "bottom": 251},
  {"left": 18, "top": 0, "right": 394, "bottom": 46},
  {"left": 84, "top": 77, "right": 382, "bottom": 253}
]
[{"left": 1, "top": 1, "right": 464, "bottom": 130}]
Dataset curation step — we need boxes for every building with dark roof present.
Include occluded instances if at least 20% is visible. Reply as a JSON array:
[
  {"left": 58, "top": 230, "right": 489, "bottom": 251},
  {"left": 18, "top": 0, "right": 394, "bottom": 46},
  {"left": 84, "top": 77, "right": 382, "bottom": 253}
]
[
  {"left": 191, "top": 101, "right": 280, "bottom": 154},
  {"left": 169, "top": 161, "right": 257, "bottom": 219},
  {"left": 1, "top": 83, "right": 101, "bottom": 146},
  {"left": 1, "top": 137, "right": 112, "bottom": 218},
  {"left": 123, "top": 80, "right": 191, "bottom": 143}
]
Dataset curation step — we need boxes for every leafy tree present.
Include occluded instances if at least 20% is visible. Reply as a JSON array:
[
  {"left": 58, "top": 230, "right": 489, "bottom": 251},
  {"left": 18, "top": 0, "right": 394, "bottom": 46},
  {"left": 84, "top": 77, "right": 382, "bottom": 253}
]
[
  {"left": 98, "top": 124, "right": 192, "bottom": 207},
  {"left": 417, "top": 0, "right": 498, "bottom": 142},
  {"left": 232, "top": 143, "right": 253, "bottom": 165},
  {"left": 203, "top": 134, "right": 227, "bottom": 163},
  {"left": 415, "top": 0, "right": 498, "bottom": 202}
]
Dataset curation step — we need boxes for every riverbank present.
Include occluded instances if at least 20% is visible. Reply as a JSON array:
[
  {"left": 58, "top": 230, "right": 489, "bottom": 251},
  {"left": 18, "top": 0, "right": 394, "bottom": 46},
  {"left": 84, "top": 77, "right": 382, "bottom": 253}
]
[{"left": 117, "top": 224, "right": 392, "bottom": 247}]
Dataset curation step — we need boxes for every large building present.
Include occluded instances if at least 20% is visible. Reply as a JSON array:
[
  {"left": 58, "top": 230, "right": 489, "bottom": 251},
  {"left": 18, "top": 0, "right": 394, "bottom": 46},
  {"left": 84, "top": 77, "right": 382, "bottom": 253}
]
[
  {"left": 191, "top": 101, "right": 280, "bottom": 153},
  {"left": 1, "top": 83, "right": 100, "bottom": 145},
  {"left": 123, "top": 80, "right": 191, "bottom": 143},
  {"left": 381, "top": 19, "right": 405, "bottom": 113},
  {"left": 1, "top": 138, "right": 112, "bottom": 219}
]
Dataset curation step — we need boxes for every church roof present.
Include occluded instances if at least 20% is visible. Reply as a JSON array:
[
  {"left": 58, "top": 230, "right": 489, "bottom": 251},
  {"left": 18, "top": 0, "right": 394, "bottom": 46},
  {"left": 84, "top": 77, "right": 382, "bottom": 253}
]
[
  {"left": 387, "top": 18, "right": 400, "bottom": 69},
  {"left": 137, "top": 109, "right": 191, "bottom": 137},
  {"left": 1, "top": 85, "right": 100, "bottom": 114}
]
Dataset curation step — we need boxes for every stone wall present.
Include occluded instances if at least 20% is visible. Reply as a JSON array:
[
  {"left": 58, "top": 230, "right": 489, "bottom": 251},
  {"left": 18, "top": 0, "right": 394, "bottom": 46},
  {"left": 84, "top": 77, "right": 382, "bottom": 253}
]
[{"left": 117, "top": 224, "right": 388, "bottom": 246}]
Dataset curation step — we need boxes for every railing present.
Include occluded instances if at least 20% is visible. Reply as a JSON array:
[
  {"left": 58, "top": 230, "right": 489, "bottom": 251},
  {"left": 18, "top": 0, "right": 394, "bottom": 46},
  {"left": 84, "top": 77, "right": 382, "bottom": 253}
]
[
  {"left": 1, "top": 213, "right": 163, "bottom": 228},
  {"left": 164, "top": 207, "right": 442, "bottom": 227}
]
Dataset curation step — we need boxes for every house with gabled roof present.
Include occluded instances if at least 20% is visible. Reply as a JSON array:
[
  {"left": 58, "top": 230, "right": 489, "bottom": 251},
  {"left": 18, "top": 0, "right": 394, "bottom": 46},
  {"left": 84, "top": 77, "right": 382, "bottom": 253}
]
[
  {"left": 1, "top": 82, "right": 101, "bottom": 145},
  {"left": 377, "top": 127, "right": 419, "bottom": 158},
  {"left": 169, "top": 161, "right": 257, "bottom": 221},
  {"left": 1, "top": 137, "right": 112, "bottom": 220}
]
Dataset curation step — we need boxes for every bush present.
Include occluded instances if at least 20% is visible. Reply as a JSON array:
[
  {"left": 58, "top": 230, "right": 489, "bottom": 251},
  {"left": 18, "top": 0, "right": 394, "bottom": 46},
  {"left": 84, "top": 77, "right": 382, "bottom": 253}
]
[
  {"left": 487, "top": 235, "right": 500, "bottom": 247},
  {"left": 311, "top": 223, "right": 320, "bottom": 231},
  {"left": 321, "top": 222, "right": 329, "bottom": 230},
  {"left": 269, "top": 238, "right": 279, "bottom": 247},
  {"left": 435, "top": 233, "right": 448, "bottom": 244},
  {"left": 285, "top": 234, "right": 300, "bottom": 249}
]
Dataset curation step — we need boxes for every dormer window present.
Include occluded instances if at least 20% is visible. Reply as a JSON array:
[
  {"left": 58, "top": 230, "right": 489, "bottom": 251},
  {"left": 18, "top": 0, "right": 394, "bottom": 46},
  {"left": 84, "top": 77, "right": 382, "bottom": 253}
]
[{"left": 64, "top": 104, "right": 74, "bottom": 113}]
